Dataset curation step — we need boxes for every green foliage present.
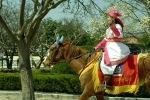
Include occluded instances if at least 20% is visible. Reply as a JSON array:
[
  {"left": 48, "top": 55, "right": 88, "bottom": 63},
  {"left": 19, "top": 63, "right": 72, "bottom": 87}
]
[
  {"left": 51, "top": 61, "right": 76, "bottom": 75},
  {"left": 127, "top": 44, "right": 141, "bottom": 54},
  {"left": 138, "top": 35, "right": 150, "bottom": 49},
  {"left": 77, "top": 33, "right": 97, "bottom": 46},
  {"left": 32, "top": 69, "right": 51, "bottom": 75},
  {"left": 39, "top": 17, "right": 95, "bottom": 46},
  {"left": 57, "top": 18, "right": 89, "bottom": 45},
  {"left": 33, "top": 74, "right": 81, "bottom": 94},
  {"left": 0, "top": 73, "right": 21, "bottom": 90},
  {"left": 39, "top": 17, "right": 58, "bottom": 44},
  {"left": 135, "top": 84, "right": 150, "bottom": 98},
  {"left": 78, "top": 45, "right": 93, "bottom": 50}
]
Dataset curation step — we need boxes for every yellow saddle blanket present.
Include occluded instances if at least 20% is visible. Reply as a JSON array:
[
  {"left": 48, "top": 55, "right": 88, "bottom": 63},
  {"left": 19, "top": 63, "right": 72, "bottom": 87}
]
[{"left": 79, "top": 53, "right": 148, "bottom": 94}]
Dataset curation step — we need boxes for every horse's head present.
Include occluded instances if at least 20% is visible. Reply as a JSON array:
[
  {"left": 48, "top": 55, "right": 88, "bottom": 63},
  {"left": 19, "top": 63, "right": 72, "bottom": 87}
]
[{"left": 43, "top": 36, "right": 64, "bottom": 68}]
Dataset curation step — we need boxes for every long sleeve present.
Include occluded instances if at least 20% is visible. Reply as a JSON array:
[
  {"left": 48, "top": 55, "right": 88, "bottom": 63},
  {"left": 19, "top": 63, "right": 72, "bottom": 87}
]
[{"left": 94, "top": 39, "right": 107, "bottom": 50}]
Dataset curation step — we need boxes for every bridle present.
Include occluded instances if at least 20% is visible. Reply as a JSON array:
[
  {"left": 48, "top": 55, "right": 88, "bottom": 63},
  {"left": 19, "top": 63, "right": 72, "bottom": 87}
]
[
  {"left": 46, "top": 44, "right": 62, "bottom": 65},
  {"left": 46, "top": 43, "right": 95, "bottom": 66}
]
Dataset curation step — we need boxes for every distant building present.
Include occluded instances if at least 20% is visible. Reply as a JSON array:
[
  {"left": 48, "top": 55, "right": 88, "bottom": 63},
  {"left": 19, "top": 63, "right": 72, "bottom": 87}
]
[
  {"left": 124, "top": 37, "right": 139, "bottom": 44},
  {"left": 123, "top": 37, "right": 141, "bottom": 54}
]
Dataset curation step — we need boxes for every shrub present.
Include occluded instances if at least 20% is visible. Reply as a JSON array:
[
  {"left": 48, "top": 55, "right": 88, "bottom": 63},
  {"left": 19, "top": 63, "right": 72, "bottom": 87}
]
[
  {"left": 0, "top": 73, "right": 21, "bottom": 90},
  {"left": 51, "top": 62, "right": 76, "bottom": 75},
  {"left": 33, "top": 74, "right": 82, "bottom": 94},
  {"left": 0, "top": 71, "right": 150, "bottom": 97},
  {"left": 0, "top": 72, "right": 82, "bottom": 94},
  {"left": 78, "top": 45, "right": 93, "bottom": 50}
]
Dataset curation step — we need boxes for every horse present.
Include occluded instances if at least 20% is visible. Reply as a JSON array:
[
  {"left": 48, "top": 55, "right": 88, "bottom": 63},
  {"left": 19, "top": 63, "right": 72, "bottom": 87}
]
[{"left": 43, "top": 38, "right": 150, "bottom": 100}]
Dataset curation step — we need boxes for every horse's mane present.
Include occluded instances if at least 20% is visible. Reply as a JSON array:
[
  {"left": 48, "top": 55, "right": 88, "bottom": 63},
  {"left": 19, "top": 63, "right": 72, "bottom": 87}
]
[{"left": 61, "top": 41, "right": 88, "bottom": 58}]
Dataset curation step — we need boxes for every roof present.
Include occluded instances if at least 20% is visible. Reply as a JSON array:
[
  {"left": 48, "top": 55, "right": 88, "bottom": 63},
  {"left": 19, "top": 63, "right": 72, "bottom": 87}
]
[{"left": 123, "top": 37, "right": 139, "bottom": 44}]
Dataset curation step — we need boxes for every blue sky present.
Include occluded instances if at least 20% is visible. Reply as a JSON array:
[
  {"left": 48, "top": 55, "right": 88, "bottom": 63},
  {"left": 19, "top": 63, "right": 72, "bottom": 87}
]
[{"left": 44, "top": 0, "right": 108, "bottom": 23}]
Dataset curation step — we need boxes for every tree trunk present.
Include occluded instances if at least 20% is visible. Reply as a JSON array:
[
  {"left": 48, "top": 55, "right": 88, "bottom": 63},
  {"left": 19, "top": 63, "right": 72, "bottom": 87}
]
[{"left": 18, "top": 41, "right": 35, "bottom": 100}]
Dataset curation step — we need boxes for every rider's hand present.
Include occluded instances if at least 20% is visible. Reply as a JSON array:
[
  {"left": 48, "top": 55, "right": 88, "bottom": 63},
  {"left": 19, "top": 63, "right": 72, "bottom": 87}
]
[{"left": 93, "top": 47, "right": 98, "bottom": 51}]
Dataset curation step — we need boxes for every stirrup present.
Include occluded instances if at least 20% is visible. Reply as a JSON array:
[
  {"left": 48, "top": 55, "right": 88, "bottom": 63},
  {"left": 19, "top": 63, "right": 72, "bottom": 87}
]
[
  {"left": 100, "top": 81, "right": 113, "bottom": 90},
  {"left": 100, "top": 81, "right": 107, "bottom": 90}
]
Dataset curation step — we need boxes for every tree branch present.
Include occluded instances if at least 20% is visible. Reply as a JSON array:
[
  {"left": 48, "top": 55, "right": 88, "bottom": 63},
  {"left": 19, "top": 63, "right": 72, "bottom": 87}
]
[
  {"left": 38, "top": 0, "right": 45, "bottom": 14},
  {"left": 27, "top": 21, "right": 41, "bottom": 45},
  {"left": 0, "top": 0, "right": 2, "bottom": 9},
  {"left": 51, "top": 0, "right": 67, "bottom": 9},
  {"left": 0, "top": 15, "right": 18, "bottom": 43},
  {"left": 18, "top": 0, "right": 25, "bottom": 35},
  {"left": 18, "top": 0, "right": 38, "bottom": 38},
  {"left": 27, "top": 0, "right": 67, "bottom": 43},
  {"left": 91, "top": 0, "right": 105, "bottom": 14},
  {"left": 77, "top": 0, "right": 90, "bottom": 14}
]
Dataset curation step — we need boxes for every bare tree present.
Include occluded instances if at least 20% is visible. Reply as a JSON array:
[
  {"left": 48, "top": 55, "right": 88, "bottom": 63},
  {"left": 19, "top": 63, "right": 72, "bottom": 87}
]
[
  {"left": 0, "top": 0, "right": 66, "bottom": 99},
  {"left": 0, "top": 0, "right": 21, "bottom": 69}
]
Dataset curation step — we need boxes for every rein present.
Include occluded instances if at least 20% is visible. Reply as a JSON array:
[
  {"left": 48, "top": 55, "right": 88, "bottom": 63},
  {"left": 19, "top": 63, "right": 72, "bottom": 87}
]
[
  {"left": 67, "top": 50, "right": 95, "bottom": 75},
  {"left": 68, "top": 50, "right": 94, "bottom": 62}
]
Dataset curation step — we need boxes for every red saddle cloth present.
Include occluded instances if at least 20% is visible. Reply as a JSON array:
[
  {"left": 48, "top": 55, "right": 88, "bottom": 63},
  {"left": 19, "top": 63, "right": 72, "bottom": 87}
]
[{"left": 98, "top": 55, "right": 138, "bottom": 86}]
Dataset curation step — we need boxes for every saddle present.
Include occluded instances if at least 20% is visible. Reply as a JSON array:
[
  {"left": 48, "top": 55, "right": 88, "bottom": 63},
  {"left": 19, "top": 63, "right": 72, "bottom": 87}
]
[{"left": 98, "top": 55, "right": 138, "bottom": 85}]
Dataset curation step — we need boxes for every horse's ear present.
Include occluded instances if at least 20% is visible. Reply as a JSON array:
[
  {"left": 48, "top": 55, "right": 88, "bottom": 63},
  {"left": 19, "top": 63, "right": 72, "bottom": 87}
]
[
  {"left": 59, "top": 36, "right": 64, "bottom": 43},
  {"left": 56, "top": 35, "right": 60, "bottom": 44}
]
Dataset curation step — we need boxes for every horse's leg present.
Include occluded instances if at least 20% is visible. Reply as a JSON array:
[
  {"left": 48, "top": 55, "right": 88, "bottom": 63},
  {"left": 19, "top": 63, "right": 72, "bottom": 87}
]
[
  {"left": 78, "top": 88, "right": 92, "bottom": 100},
  {"left": 79, "top": 85, "right": 105, "bottom": 100},
  {"left": 79, "top": 77, "right": 95, "bottom": 100},
  {"left": 145, "top": 68, "right": 150, "bottom": 94},
  {"left": 143, "top": 56, "right": 150, "bottom": 94},
  {"left": 96, "top": 93, "right": 104, "bottom": 100},
  {"left": 146, "top": 79, "right": 150, "bottom": 94}
]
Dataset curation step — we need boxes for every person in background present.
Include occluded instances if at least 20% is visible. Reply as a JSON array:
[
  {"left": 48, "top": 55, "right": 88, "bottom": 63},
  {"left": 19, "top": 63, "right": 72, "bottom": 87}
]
[{"left": 94, "top": 9, "right": 130, "bottom": 89}]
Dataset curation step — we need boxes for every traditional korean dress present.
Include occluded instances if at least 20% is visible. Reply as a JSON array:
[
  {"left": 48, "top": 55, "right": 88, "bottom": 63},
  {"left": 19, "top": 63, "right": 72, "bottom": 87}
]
[{"left": 95, "top": 24, "right": 130, "bottom": 75}]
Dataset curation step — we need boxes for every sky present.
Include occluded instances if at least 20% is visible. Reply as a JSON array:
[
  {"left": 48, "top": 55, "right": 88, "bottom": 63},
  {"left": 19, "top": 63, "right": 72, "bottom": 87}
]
[{"left": 44, "top": 0, "right": 108, "bottom": 24}]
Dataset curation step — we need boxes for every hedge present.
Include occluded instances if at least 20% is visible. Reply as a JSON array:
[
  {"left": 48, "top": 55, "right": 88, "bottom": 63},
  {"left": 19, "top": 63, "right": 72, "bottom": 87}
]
[
  {"left": 33, "top": 74, "right": 82, "bottom": 94},
  {"left": 0, "top": 73, "right": 21, "bottom": 90},
  {"left": 51, "top": 61, "right": 76, "bottom": 75},
  {"left": 0, "top": 72, "right": 82, "bottom": 94},
  {"left": 0, "top": 71, "right": 149, "bottom": 98}
]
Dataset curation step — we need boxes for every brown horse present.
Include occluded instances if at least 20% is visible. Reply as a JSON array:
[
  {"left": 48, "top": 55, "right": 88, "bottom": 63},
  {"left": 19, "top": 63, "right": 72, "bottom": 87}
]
[{"left": 43, "top": 40, "right": 150, "bottom": 100}]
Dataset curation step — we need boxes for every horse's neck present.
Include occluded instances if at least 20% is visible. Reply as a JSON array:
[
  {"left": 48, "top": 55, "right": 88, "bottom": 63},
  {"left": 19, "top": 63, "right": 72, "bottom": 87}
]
[{"left": 64, "top": 44, "right": 96, "bottom": 74}]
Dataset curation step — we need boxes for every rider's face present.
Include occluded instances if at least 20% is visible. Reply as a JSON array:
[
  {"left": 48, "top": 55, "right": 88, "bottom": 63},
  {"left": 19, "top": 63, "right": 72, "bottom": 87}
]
[{"left": 107, "top": 15, "right": 114, "bottom": 25}]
